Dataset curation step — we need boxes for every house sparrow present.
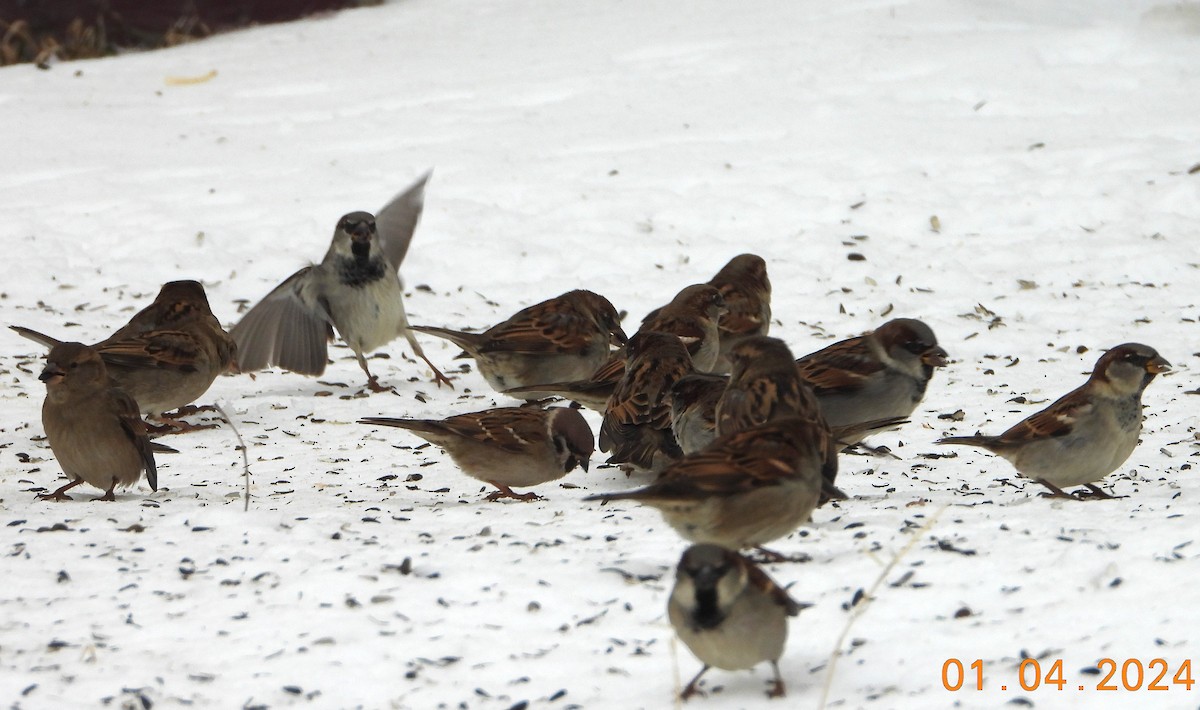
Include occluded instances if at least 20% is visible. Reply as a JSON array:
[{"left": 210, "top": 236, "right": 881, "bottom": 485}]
[
  {"left": 716, "top": 336, "right": 822, "bottom": 438},
  {"left": 37, "top": 342, "right": 158, "bottom": 500},
  {"left": 585, "top": 416, "right": 844, "bottom": 550},
  {"left": 795, "top": 318, "right": 948, "bottom": 443},
  {"left": 359, "top": 406, "right": 594, "bottom": 501},
  {"left": 639, "top": 283, "right": 727, "bottom": 373},
  {"left": 669, "top": 544, "right": 807, "bottom": 700},
  {"left": 669, "top": 373, "right": 728, "bottom": 455},
  {"left": 229, "top": 172, "right": 450, "bottom": 392},
  {"left": 503, "top": 284, "right": 725, "bottom": 409},
  {"left": 409, "top": 289, "right": 626, "bottom": 397},
  {"left": 599, "top": 331, "right": 694, "bottom": 473},
  {"left": 11, "top": 280, "right": 236, "bottom": 426},
  {"left": 707, "top": 254, "right": 772, "bottom": 373},
  {"left": 937, "top": 343, "right": 1169, "bottom": 498}
]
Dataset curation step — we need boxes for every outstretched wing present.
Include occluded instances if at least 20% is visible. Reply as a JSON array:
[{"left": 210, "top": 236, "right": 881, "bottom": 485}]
[
  {"left": 375, "top": 170, "right": 432, "bottom": 271},
  {"left": 229, "top": 267, "right": 333, "bottom": 376}
]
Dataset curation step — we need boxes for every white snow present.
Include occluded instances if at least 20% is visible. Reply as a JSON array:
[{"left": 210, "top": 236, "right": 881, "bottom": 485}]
[{"left": 1, "top": 0, "right": 1198, "bottom": 708}]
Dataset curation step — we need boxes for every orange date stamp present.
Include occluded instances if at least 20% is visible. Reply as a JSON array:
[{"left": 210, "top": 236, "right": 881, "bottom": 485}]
[{"left": 942, "top": 658, "right": 1195, "bottom": 692}]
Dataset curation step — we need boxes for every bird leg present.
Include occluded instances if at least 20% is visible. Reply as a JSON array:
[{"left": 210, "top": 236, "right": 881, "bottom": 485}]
[
  {"left": 96, "top": 477, "right": 119, "bottom": 502},
  {"left": 1081, "top": 483, "right": 1117, "bottom": 499},
  {"left": 355, "top": 353, "right": 395, "bottom": 393},
  {"left": 37, "top": 478, "right": 83, "bottom": 501},
  {"left": 401, "top": 329, "right": 454, "bottom": 389},
  {"left": 149, "top": 415, "right": 219, "bottom": 435},
  {"left": 767, "top": 661, "right": 787, "bottom": 698},
  {"left": 1034, "top": 479, "right": 1076, "bottom": 499},
  {"left": 484, "top": 483, "right": 542, "bottom": 502},
  {"left": 680, "top": 664, "right": 711, "bottom": 700}
]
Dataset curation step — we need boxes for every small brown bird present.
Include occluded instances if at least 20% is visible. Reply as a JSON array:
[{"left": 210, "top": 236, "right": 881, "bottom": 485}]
[
  {"left": 586, "top": 417, "right": 843, "bottom": 550},
  {"left": 716, "top": 336, "right": 822, "bottom": 438},
  {"left": 668, "top": 373, "right": 728, "bottom": 455},
  {"left": 669, "top": 544, "right": 807, "bottom": 700},
  {"left": 37, "top": 342, "right": 159, "bottom": 501},
  {"left": 230, "top": 173, "right": 451, "bottom": 392},
  {"left": 795, "top": 318, "right": 948, "bottom": 443},
  {"left": 409, "top": 289, "right": 626, "bottom": 397},
  {"left": 359, "top": 406, "right": 594, "bottom": 501},
  {"left": 505, "top": 284, "right": 725, "bottom": 409},
  {"left": 11, "top": 280, "right": 236, "bottom": 427},
  {"left": 599, "top": 331, "right": 694, "bottom": 473},
  {"left": 639, "top": 283, "right": 727, "bottom": 373},
  {"left": 938, "top": 343, "right": 1169, "bottom": 498},
  {"left": 706, "top": 254, "right": 772, "bottom": 373}
]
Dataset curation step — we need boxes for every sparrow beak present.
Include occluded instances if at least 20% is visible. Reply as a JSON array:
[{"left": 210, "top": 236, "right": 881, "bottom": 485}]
[
  {"left": 39, "top": 363, "right": 65, "bottom": 385},
  {"left": 348, "top": 221, "right": 373, "bottom": 243},
  {"left": 610, "top": 326, "right": 629, "bottom": 346},
  {"left": 1145, "top": 356, "right": 1171, "bottom": 374},
  {"left": 578, "top": 456, "right": 590, "bottom": 473},
  {"left": 922, "top": 346, "right": 950, "bottom": 367}
]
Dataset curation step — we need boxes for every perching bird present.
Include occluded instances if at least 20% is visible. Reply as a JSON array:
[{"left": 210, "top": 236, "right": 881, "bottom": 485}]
[
  {"left": 229, "top": 172, "right": 450, "bottom": 392},
  {"left": 599, "top": 331, "right": 694, "bottom": 473},
  {"left": 668, "top": 544, "right": 807, "bottom": 700},
  {"left": 37, "top": 342, "right": 159, "bottom": 501},
  {"left": 409, "top": 289, "right": 626, "bottom": 397},
  {"left": 359, "top": 406, "right": 594, "bottom": 501},
  {"left": 586, "top": 416, "right": 843, "bottom": 550},
  {"left": 503, "top": 283, "right": 725, "bottom": 409},
  {"left": 11, "top": 280, "right": 236, "bottom": 427},
  {"left": 706, "top": 254, "right": 772, "bottom": 373},
  {"left": 937, "top": 343, "right": 1169, "bottom": 498},
  {"left": 795, "top": 318, "right": 948, "bottom": 443}
]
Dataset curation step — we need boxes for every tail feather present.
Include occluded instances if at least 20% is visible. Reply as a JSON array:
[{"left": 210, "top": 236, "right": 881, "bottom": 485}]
[
  {"left": 10, "top": 325, "right": 64, "bottom": 349},
  {"left": 407, "top": 325, "right": 483, "bottom": 353}
]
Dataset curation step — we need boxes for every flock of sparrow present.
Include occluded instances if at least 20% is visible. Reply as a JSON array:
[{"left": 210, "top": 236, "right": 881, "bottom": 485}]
[{"left": 11, "top": 173, "right": 1172, "bottom": 700}]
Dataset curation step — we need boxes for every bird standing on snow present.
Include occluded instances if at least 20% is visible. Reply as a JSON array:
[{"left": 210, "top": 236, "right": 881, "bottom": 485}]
[
  {"left": 11, "top": 280, "right": 236, "bottom": 430},
  {"left": 230, "top": 172, "right": 450, "bottom": 392},
  {"left": 359, "top": 406, "right": 594, "bottom": 501},
  {"left": 38, "top": 342, "right": 159, "bottom": 501},
  {"left": 668, "top": 544, "right": 808, "bottom": 700},
  {"left": 938, "top": 343, "right": 1169, "bottom": 498}
]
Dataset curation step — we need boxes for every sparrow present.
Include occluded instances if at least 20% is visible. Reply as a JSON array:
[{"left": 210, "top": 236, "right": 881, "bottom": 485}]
[
  {"left": 937, "top": 343, "right": 1169, "bottom": 498},
  {"left": 229, "top": 172, "right": 451, "bottom": 392},
  {"left": 795, "top": 318, "right": 948, "bottom": 443},
  {"left": 668, "top": 373, "right": 728, "bottom": 455},
  {"left": 716, "top": 336, "right": 822, "bottom": 438},
  {"left": 599, "top": 331, "right": 694, "bottom": 473},
  {"left": 409, "top": 289, "right": 626, "bottom": 397},
  {"left": 503, "top": 284, "right": 725, "bottom": 409},
  {"left": 707, "top": 254, "right": 772, "bottom": 373},
  {"left": 668, "top": 544, "right": 807, "bottom": 700},
  {"left": 585, "top": 417, "right": 844, "bottom": 550},
  {"left": 37, "top": 342, "right": 159, "bottom": 501},
  {"left": 11, "top": 280, "right": 237, "bottom": 426},
  {"left": 638, "top": 283, "right": 727, "bottom": 373},
  {"left": 359, "top": 406, "right": 594, "bottom": 501}
]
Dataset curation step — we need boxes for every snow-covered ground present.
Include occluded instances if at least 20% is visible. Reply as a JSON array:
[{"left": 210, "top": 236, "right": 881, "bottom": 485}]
[{"left": 2, "top": 0, "right": 1198, "bottom": 707}]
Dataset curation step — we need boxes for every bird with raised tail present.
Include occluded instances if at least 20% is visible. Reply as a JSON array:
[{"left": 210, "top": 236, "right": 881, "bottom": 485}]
[{"left": 938, "top": 343, "right": 1169, "bottom": 498}]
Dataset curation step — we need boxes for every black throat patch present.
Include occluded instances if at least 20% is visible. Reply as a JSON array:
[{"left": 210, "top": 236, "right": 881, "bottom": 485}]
[{"left": 338, "top": 254, "right": 387, "bottom": 288}]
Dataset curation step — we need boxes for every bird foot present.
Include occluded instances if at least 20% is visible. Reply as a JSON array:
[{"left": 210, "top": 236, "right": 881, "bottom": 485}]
[
  {"left": 365, "top": 376, "right": 394, "bottom": 393},
  {"left": 95, "top": 491, "right": 117, "bottom": 502},
  {"left": 767, "top": 679, "right": 787, "bottom": 699},
  {"left": 484, "top": 486, "right": 542, "bottom": 502},
  {"left": 169, "top": 404, "right": 218, "bottom": 417},
  {"left": 36, "top": 490, "right": 74, "bottom": 501}
]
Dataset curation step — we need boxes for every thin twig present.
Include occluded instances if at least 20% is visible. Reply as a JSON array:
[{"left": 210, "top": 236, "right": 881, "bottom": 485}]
[
  {"left": 817, "top": 504, "right": 948, "bottom": 709},
  {"left": 212, "top": 403, "right": 251, "bottom": 511}
]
